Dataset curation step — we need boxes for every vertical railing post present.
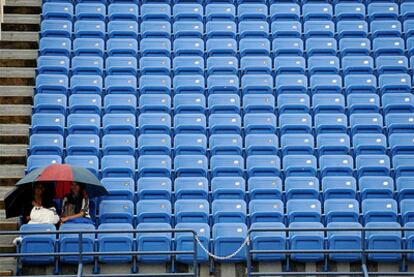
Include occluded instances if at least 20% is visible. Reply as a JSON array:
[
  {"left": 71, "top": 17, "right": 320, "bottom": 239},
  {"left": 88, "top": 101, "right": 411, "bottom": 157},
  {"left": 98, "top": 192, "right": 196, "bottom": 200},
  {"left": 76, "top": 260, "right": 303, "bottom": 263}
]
[
  {"left": 77, "top": 232, "right": 84, "bottom": 277},
  {"left": 246, "top": 230, "right": 252, "bottom": 277},
  {"left": 361, "top": 228, "right": 369, "bottom": 277},
  {"left": 192, "top": 231, "right": 198, "bottom": 277}
]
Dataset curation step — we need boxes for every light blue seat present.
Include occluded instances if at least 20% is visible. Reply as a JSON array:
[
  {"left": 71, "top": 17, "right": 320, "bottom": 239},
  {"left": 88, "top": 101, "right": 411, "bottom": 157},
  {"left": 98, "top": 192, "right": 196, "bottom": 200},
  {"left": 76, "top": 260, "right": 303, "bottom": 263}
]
[
  {"left": 137, "top": 155, "right": 171, "bottom": 178},
  {"left": 306, "top": 38, "right": 337, "bottom": 56},
  {"left": 37, "top": 56, "right": 69, "bottom": 75},
  {"left": 383, "top": 93, "right": 414, "bottom": 114},
  {"left": 74, "top": 20, "right": 104, "bottom": 38},
  {"left": 36, "top": 74, "right": 68, "bottom": 94},
  {"left": 356, "top": 155, "right": 390, "bottom": 178},
  {"left": 339, "top": 38, "right": 370, "bottom": 56},
  {"left": 353, "top": 133, "right": 387, "bottom": 155},
  {"left": 342, "top": 56, "right": 373, "bottom": 75},
  {"left": 213, "top": 223, "right": 247, "bottom": 262},
  {"left": 287, "top": 199, "right": 321, "bottom": 223},
  {"left": 315, "top": 113, "right": 347, "bottom": 134},
  {"left": 40, "top": 37, "right": 71, "bottom": 57},
  {"left": 106, "top": 56, "right": 137, "bottom": 75},
  {"left": 347, "top": 94, "right": 380, "bottom": 114},
  {"left": 250, "top": 199, "right": 283, "bottom": 223},
  {"left": 304, "top": 21, "right": 334, "bottom": 38},
  {"left": 207, "top": 56, "right": 237, "bottom": 75},
  {"left": 279, "top": 113, "right": 312, "bottom": 134},
  {"left": 98, "top": 223, "right": 133, "bottom": 264},
  {"left": 376, "top": 56, "right": 408, "bottom": 74},
  {"left": 174, "top": 177, "right": 208, "bottom": 200},
  {"left": 359, "top": 176, "right": 394, "bottom": 200},
  {"left": 173, "top": 21, "right": 203, "bottom": 38},
  {"left": 174, "top": 134, "right": 206, "bottom": 155},
  {"left": 141, "top": 4, "right": 170, "bottom": 21},
  {"left": 34, "top": 94, "right": 66, "bottom": 114},
  {"left": 247, "top": 155, "right": 280, "bottom": 177},
  {"left": 310, "top": 74, "right": 342, "bottom": 94},
  {"left": 27, "top": 155, "right": 61, "bottom": 172},
  {"left": 103, "top": 114, "right": 136, "bottom": 135},
  {"left": 20, "top": 224, "right": 56, "bottom": 264},
  {"left": 175, "top": 223, "right": 209, "bottom": 263},
  {"left": 272, "top": 38, "right": 304, "bottom": 56},
  {"left": 173, "top": 75, "right": 204, "bottom": 94},
  {"left": 43, "top": 2, "right": 73, "bottom": 20},
  {"left": 243, "top": 94, "right": 274, "bottom": 113},
  {"left": 251, "top": 222, "right": 286, "bottom": 262},
  {"left": 371, "top": 20, "right": 401, "bottom": 38},
  {"left": 335, "top": 3, "right": 365, "bottom": 21},
  {"left": 211, "top": 176, "right": 245, "bottom": 200},
  {"left": 209, "top": 94, "right": 240, "bottom": 113},
  {"left": 270, "top": 3, "right": 300, "bottom": 21},
  {"left": 140, "top": 75, "right": 171, "bottom": 95},
  {"left": 248, "top": 177, "right": 282, "bottom": 200},
  {"left": 244, "top": 113, "right": 276, "bottom": 134},
  {"left": 173, "top": 4, "right": 203, "bottom": 21},
  {"left": 206, "top": 21, "right": 236, "bottom": 39},
  {"left": 41, "top": 19, "right": 72, "bottom": 38},
  {"left": 308, "top": 56, "right": 339, "bottom": 75},
  {"left": 107, "top": 38, "right": 138, "bottom": 57},
  {"left": 108, "top": 21, "right": 138, "bottom": 39},
  {"left": 140, "top": 57, "right": 170, "bottom": 75},
  {"left": 175, "top": 199, "right": 209, "bottom": 223},
  {"left": 141, "top": 21, "right": 171, "bottom": 38},
  {"left": 322, "top": 176, "right": 357, "bottom": 199},
  {"left": 138, "top": 113, "right": 171, "bottom": 135},
  {"left": 105, "top": 75, "right": 137, "bottom": 94},
  {"left": 317, "top": 134, "right": 350, "bottom": 155},
  {"left": 137, "top": 177, "right": 171, "bottom": 201},
  {"left": 373, "top": 37, "right": 404, "bottom": 57},
  {"left": 241, "top": 56, "right": 271, "bottom": 74},
  {"left": 285, "top": 177, "right": 319, "bottom": 200},
  {"left": 206, "top": 4, "right": 235, "bottom": 21},
  {"left": 138, "top": 134, "right": 170, "bottom": 155},
  {"left": 337, "top": 21, "right": 368, "bottom": 39},
  {"left": 271, "top": 21, "right": 301, "bottom": 38},
  {"left": 283, "top": 155, "right": 317, "bottom": 177},
  {"left": 101, "top": 155, "right": 135, "bottom": 178},
  {"left": 104, "top": 94, "right": 136, "bottom": 114},
  {"left": 139, "top": 94, "right": 170, "bottom": 113},
  {"left": 67, "top": 114, "right": 100, "bottom": 135},
  {"left": 324, "top": 199, "right": 359, "bottom": 223},
  {"left": 75, "top": 3, "right": 105, "bottom": 20},
  {"left": 241, "top": 74, "right": 273, "bottom": 95},
  {"left": 174, "top": 56, "right": 204, "bottom": 75},
  {"left": 366, "top": 222, "right": 402, "bottom": 262},
  {"left": 213, "top": 199, "right": 246, "bottom": 224},
  {"left": 397, "top": 177, "right": 414, "bottom": 201},
  {"left": 209, "top": 114, "right": 241, "bottom": 134},
  {"left": 29, "top": 134, "right": 63, "bottom": 156},
  {"left": 206, "top": 38, "right": 237, "bottom": 56},
  {"left": 379, "top": 74, "right": 411, "bottom": 94},
  {"left": 274, "top": 56, "right": 306, "bottom": 75},
  {"left": 136, "top": 200, "right": 171, "bottom": 224},
  {"left": 344, "top": 74, "right": 377, "bottom": 94},
  {"left": 99, "top": 200, "right": 134, "bottom": 224},
  {"left": 281, "top": 134, "right": 314, "bottom": 155},
  {"left": 72, "top": 56, "right": 103, "bottom": 75},
  {"left": 245, "top": 134, "right": 278, "bottom": 155},
  {"left": 327, "top": 222, "right": 362, "bottom": 262},
  {"left": 350, "top": 113, "right": 383, "bottom": 135},
  {"left": 207, "top": 75, "right": 239, "bottom": 94},
  {"left": 277, "top": 94, "right": 310, "bottom": 113},
  {"left": 303, "top": 3, "right": 332, "bottom": 20},
  {"left": 174, "top": 155, "right": 208, "bottom": 177},
  {"left": 401, "top": 200, "right": 414, "bottom": 225},
  {"left": 393, "top": 155, "right": 414, "bottom": 177},
  {"left": 211, "top": 155, "right": 244, "bottom": 177},
  {"left": 64, "top": 155, "right": 98, "bottom": 176},
  {"left": 210, "top": 134, "right": 242, "bottom": 156},
  {"left": 313, "top": 94, "right": 344, "bottom": 113},
  {"left": 368, "top": 2, "right": 398, "bottom": 20},
  {"left": 386, "top": 114, "right": 414, "bottom": 134},
  {"left": 108, "top": 4, "right": 138, "bottom": 21},
  {"left": 174, "top": 114, "right": 206, "bottom": 134},
  {"left": 66, "top": 134, "right": 99, "bottom": 156},
  {"left": 59, "top": 223, "right": 95, "bottom": 264},
  {"left": 140, "top": 38, "right": 170, "bottom": 57},
  {"left": 319, "top": 155, "right": 353, "bottom": 177},
  {"left": 275, "top": 74, "right": 307, "bottom": 94},
  {"left": 101, "top": 177, "right": 134, "bottom": 201},
  {"left": 70, "top": 75, "right": 102, "bottom": 94},
  {"left": 362, "top": 199, "right": 398, "bottom": 224},
  {"left": 238, "top": 4, "right": 267, "bottom": 21},
  {"left": 289, "top": 222, "right": 324, "bottom": 262},
  {"left": 32, "top": 113, "right": 65, "bottom": 135},
  {"left": 389, "top": 133, "right": 414, "bottom": 155}
]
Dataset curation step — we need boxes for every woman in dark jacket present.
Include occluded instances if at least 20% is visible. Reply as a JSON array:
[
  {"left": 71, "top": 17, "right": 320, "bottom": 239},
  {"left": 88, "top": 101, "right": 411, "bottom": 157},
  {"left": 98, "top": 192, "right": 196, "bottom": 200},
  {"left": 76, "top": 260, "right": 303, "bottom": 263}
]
[{"left": 60, "top": 182, "right": 91, "bottom": 224}]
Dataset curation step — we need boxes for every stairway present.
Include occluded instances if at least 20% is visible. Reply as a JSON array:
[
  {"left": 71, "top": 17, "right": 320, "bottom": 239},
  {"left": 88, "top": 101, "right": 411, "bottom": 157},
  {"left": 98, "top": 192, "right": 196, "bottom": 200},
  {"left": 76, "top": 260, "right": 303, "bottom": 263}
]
[{"left": 0, "top": 0, "right": 40, "bottom": 274}]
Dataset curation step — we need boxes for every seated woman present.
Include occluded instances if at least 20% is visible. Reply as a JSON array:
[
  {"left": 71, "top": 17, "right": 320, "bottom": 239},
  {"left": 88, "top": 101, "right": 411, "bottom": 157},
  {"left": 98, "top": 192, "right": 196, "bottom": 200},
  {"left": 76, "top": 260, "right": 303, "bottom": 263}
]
[
  {"left": 60, "top": 182, "right": 92, "bottom": 224},
  {"left": 23, "top": 182, "right": 58, "bottom": 224}
]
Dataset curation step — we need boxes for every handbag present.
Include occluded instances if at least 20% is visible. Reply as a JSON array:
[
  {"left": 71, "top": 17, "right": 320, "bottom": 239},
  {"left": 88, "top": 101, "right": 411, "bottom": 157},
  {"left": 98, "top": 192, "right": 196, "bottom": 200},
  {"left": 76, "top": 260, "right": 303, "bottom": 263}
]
[{"left": 29, "top": 206, "right": 60, "bottom": 225}]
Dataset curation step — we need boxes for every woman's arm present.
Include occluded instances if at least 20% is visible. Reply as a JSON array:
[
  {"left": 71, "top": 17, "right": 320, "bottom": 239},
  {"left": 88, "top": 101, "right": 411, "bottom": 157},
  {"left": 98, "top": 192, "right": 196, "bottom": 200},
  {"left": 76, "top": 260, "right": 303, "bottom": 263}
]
[{"left": 60, "top": 211, "right": 86, "bottom": 223}]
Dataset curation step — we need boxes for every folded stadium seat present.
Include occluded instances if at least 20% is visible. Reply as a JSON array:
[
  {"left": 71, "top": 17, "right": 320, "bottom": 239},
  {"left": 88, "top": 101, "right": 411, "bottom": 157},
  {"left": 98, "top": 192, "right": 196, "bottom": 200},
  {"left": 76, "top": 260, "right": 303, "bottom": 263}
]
[
  {"left": 70, "top": 75, "right": 102, "bottom": 94},
  {"left": 322, "top": 176, "right": 357, "bottom": 199},
  {"left": 140, "top": 56, "right": 170, "bottom": 75},
  {"left": 397, "top": 177, "right": 414, "bottom": 201},
  {"left": 285, "top": 176, "right": 319, "bottom": 200},
  {"left": 389, "top": 133, "right": 414, "bottom": 155},
  {"left": 174, "top": 114, "right": 206, "bottom": 134},
  {"left": 39, "top": 37, "right": 71, "bottom": 57},
  {"left": 402, "top": 2, "right": 414, "bottom": 20},
  {"left": 140, "top": 21, "right": 171, "bottom": 38},
  {"left": 347, "top": 94, "right": 380, "bottom": 114},
  {"left": 67, "top": 114, "right": 100, "bottom": 135},
  {"left": 383, "top": 93, "right": 414, "bottom": 114},
  {"left": 393, "top": 155, "right": 414, "bottom": 177},
  {"left": 249, "top": 199, "right": 284, "bottom": 223},
  {"left": 105, "top": 75, "right": 137, "bottom": 95},
  {"left": 136, "top": 200, "right": 171, "bottom": 224},
  {"left": 368, "top": 2, "right": 398, "bottom": 20},
  {"left": 324, "top": 199, "right": 359, "bottom": 223},
  {"left": 19, "top": 224, "right": 56, "bottom": 264},
  {"left": 175, "top": 223, "right": 209, "bottom": 263},
  {"left": 174, "top": 155, "right": 208, "bottom": 177},
  {"left": 248, "top": 177, "right": 282, "bottom": 200},
  {"left": 287, "top": 199, "right": 321, "bottom": 223},
  {"left": 72, "top": 56, "right": 103, "bottom": 75},
  {"left": 406, "top": 222, "right": 414, "bottom": 261},
  {"left": 313, "top": 94, "right": 345, "bottom": 113},
  {"left": 211, "top": 176, "right": 245, "bottom": 200},
  {"left": 42, "top": 2, "right": 73, "bottom": 20},
  {"left": 281, "top": 134, "right": 314, "bottom": 155},
  {"left": 206, "top": 38, "right": 237, "bottom": 56},
  {"left": 138, "top": 134, "right": 171, "bottom": 155},
  {"left": 36, "top": 74, "right": 68, "bottom": 94},
  {"left": 385, "top": 114, "right": 414, "bottom": 134},
  {"left": 238, "top": 3, "right": 267, "bottom": 21},
  {"left": 32, "top": 113, "right": 65, "bottom": 135},
  {"left": 210, "top": 134, "right": 242, "bottom": 155},
  {"left": 64, "top": 156, "right": 99, "bottom": 176},
  {"left": 37, "top": 56, "right": 69, "bottom": 75},
  {"left": 137, "top": 177, "right": 171, "bottom": 201},
  {"left": 274, "top": 56, "right": 306, "bottom": 75},
  {"left": 209, "top": 114, "right": 241, "bottom": 135},
  {"left": 140, "top": 75, "right": 171, "bottom": 95},
  {"left": 140, "top": 4, "right": 171, "bottom": 21},
  {"left": 174, "top": 56, "right": 204, "bottom": 75},
  {"left": 366, "top": 222, "right": 402, "bottom": 262},
  {"left": 344, "top": 74, "right": 377, "bottom": 94},
  {"left": 207, "top": 56, "right": 237, "bottom": 75},
  {"left": 101, "top": 155, "right": 135, "bottom": 178},
  {"left": 34, "top": 94, "right": 67, "bottom": 114},
  {"left": 310, "top": 74, "right": 342, "bottom": 94},
  {"left": 66, "top": 134, "right": 100, "bottom": 156},
  {"left": 173, "top": 75, "right": 204, "bottom": 94},
  {"left": 212, "top": 199, "right": 246, "bottom": 224},
  {"left": 173, "top": 21, "right": 203, "bottom": 38},
  {"left": 103, "top": 114, "right": 136, "bottom": 135},
  {"left": 250, "top": 222, "right": 286, "bottom": 262},
  {"left": 335, "top": 3, "right": 365, "bottom": 21},
  {"left": 209, "top": 94, "right": 240, "bottom": 114},
  {"left": 315, "top": 114, "right": 347, "bottom": 134},
  {"left": 69, "top": 94, "right": 102, "bottom": 114},
  {"left": 139, "top": 94, "right": 170, "bottom": 113},
  {"left": 140, "top": 38, "right": 170, "bottom": 57},
  {"left": 270, "top": 3, "right": 300, "bottom": 21},
  {"left": 271, "top": 21, "right": 301, "bottom": 38},
  {"left": 403, "top": 20, "right": 414, "bottom": 38},
  {"left": 327, "top": 222, "right": 362, "bottom": 262},
  {"left": 353, "top": 134, "right": 387, "bottom": 155},
  {"left": 137, "top": 155, "right": 171, "bottom": 178},
  {"left": 74, "top": 38, "right": 104, "bottom": 56},
  {"left": 108, "top": 4, "right": 138, "bottom": 21},
  {"left": 376, "top": 56, "right": 409, "bottom": 74},
  {"left": 356, "top": 155, "right": 390, "bottom": 178},
  {"left": 29, "top": 134, "right": 64, "bottom": 156},
  {"left": 339, "top": 38, "right": 370, "bottom": 56},
  {"left": 106, "top": 57, "right": 137, "bottom": 76},
  {"left": 279, "top": 113, "right": 312, "bottom": 134},
  {"left": 283, "top": 155, "right": 317, "bottom": 177},
  {"left": 371, "top": 20, "right": 402, "bottom": 39},
  {"left": 206, "top": 21, "right": 236, "bottom": 39},
  {"left": 213, "top": 223, "right": 247, "bottom": 262},
  {"left": 247, "top": 155, "right": 281, "bottom": 177},
  {"left": 244, "top": 113, "right": 277, "bottom": 134},
  {"left": 174, "top": 177, "right": 209, "bottom": 200},
  {"left": 319, "top": 155, "right": 354, "bottom": 177},
  {"left": 245, "top": 134, "right": 278, "bottom": 155},
  {"left": 104, "top": 94, "right": 136, "bottom": 114},
  {"left": 205, "top": 3, "right": 235, "bottom": 21},
  {"left": 107, "top": 21, "right": 138, "bottom": 39},
  {"left": 272, "top": 38, "right": 304, "bottom": 56},
  {"left": 306, "top": 37, "right": 337, "bottom": 55},
  {"left": 342, "top": 56, "right": 374, "bottom": 75},
  {"left": 350, "top": 113, "right": 383, "bottom": 135},
  {"left": 289, "top": 222, "right": 324, "bottom": 262},
  {"left": 240, "top": 56, "right": 272, "bottom": 74},
  {"left": 138, "top": 113, "right": 170, "bottom": 135},
  {"left": 173, "top": 4, "right": 203, "bottom": 21},
  {"left": 303, "top": 3, "right": 332, "bottom": 20},
  {"left": 304, "top": 20, "right": 335, "bottom": 39},
  {"left": 308, "top": 56, "right": 339, "bottom": 75},
  {"left": 241, "top": 74, "right": 273, "bottom": 95},
  {"left": 59, "top": 223, "right": 95, "bottom": 264},
  {"left": 107, "top": 38, "right": 138, "bottom": 57},
  {"left": 210, "top": 155, "right": 244, "bottom": 177},
  {"left": 41, "top": 19, "right": 72, "bottom": 38},
  {"left": 101, "top": 177, "right": 135, "bottom": 201},
  {"left": 401, "top": 200, "right": 414, "bottom": 225},
  {"left": 277, "top": 94, "right": 310, "bottom": 114},
  {"left": 359, "top": 176, "right": 394, "bottom": 200},
  {"left": 174, "top": 134, "right": 207, "bottom": 155},
  {"left": 74, "top": 20, "right": 105, "bottom": 38},
  {"left": 75, "top": 3, "right": 106, "bottom": 20},
  {"left": 27, "top": 155, "right": 61, "bottom": 172},
  {"left": 317, "top": 134, "right": 350, "bottom": 155},
  {"left": 207, "top": 75, "right": 239, "bottom": 94},
  {"left": 175, "top": 199, "right": 209, "bottom": 223},
  {"left": 276, "top": 76, "right": 307, "bottom": 96},
  {"left": 373, "top": 37, "right": 405, "bottom": 57},
  {"left": 379, "top": 74, "right": 412, "bottom": 94},
  {"left": 362, "top": 199, "right": 398, "bottom": 224},
  {"left": 336, "top": 21, "right": 368, "bottom": 40},
  {"left": 98, "top": 223, "right": 134, "bottom": 264}
]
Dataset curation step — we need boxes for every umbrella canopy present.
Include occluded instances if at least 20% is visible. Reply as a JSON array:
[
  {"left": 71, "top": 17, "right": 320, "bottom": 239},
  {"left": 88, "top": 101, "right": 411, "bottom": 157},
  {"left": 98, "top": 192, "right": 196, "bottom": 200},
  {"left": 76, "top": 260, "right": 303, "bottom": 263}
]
[{"left": 5, "top": 164, "right": 107, "bottom": 218}]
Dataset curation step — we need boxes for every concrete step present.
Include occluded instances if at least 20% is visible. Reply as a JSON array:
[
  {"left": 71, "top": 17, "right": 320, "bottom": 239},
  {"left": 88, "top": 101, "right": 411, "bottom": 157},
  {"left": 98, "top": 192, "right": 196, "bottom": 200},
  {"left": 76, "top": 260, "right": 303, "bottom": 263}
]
[
  {"left": 0, "top": 165, "right": 25, "bottom": 187},
  {"left": 0, "top": 86, "right": 33, "bottom": 105},
  {"left": 0, "top": 32, "right": 38, "bottom": 42},
  {"left": 3, "top": 14, "right": 40, "bottom": 25},
  {"left": 0, "top": 105, "right": 31, "bottom": 124},
  {"left": 6, "top": 0, "right": 41, "bottom": 6},
  {"left": 0, "top": 258, "right": 16, "bottom": 276},
  {"left": 0, "top": 124, "right": 29, "bottom": 144},
  {"left": 0, "top": 49, "right": 37, "bottom": 60},
  {"left": 0, "top": 68, "right": 35, "bottom": 79},
  {"left": 0, "top": 145, "right": 27, "bottom": 165}
]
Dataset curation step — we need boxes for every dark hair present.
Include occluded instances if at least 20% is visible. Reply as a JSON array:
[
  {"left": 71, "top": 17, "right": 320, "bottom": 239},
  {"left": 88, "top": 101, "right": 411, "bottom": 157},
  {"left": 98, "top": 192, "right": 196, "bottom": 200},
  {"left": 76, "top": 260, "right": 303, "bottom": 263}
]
[{"left": 66, "top": 183, "right": 86, "bottom": 214}]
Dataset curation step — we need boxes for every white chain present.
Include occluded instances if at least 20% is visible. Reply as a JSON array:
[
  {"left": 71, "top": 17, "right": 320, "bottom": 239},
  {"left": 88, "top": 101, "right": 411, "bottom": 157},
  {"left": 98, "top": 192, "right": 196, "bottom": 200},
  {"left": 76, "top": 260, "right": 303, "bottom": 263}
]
[{"left": 194, "top": 235, "right": 250, "bottom": 261}]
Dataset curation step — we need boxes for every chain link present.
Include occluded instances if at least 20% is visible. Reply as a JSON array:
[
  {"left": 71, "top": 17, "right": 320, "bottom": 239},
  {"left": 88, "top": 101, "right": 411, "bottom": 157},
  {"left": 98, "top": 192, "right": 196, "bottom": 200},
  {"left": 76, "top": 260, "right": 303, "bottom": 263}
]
[{"left": 194, "top": 235, "right": 250, "bottom": 261}]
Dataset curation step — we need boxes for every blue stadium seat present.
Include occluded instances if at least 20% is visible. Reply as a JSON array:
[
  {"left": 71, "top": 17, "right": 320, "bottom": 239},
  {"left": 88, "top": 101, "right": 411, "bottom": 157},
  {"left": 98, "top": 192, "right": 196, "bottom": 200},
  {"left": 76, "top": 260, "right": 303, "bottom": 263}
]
[
  {"left": 397, "top": 177, "right": 414, "bottom": 201},
  {"left": 379, "top": 74, "right": 411, "bottom": 94},
  {"left": 383, "top": 93, "right": 414, "bottom": 114},
  {"left": 210, "top": 155, "right": 244, "bottom": 177},
  {"left": 69, "top": 94, "right": 101, "bottom": 115},
  {"left": 339, "top": 38, "right": 370, "bottom": 56},
  {"left": 250, "top": 222, "right": 286, "bottom": 262},
  {"left": 270, "top": 3, "right": 300, "bottom": 21},
  {"left": 238, "top": 4, "right": 267, "bottom": 21},
  {"left": 244, "top": 113, "right": 276, "bottom": 134},
  {"left": 402, "top": 2, "right": 414, "bottom": 20},
  {"left": 173, "top": 21, "right": 203, "bottom": 38},
  {"left": 59, "top": 223, "right": 95, "bottom": 264},
  {"left": 206, "top": 4, "right": 235, "bottom": 21},
  {"left": 34, "top": 94, "right": 66, "bottom": 114},
  {"left": 98, "top": 223, "right": 133, "bottom": 264},
  {"left": 101, "top": 177, "right": 135, "bottom": 201},
  {"left": 74, "top": 38, "right": 104, "bottom": 56},
  {"left": 107, "top": 38, "right": 138, "bottom": 57},
  {"left": 324, "top": 199, "right": 359, "bottom": 223},
  {"left": 279, "top": 114, "right": 312, "bottom": 134},
  {"left": 366, "top": 222, "right": 402, "bottom": 262},
  {"left": 210, "top": 134, "right": 243, "bottom": 155},
  {"left": 285, "top": 176, "right": 319, "bottom": 200},
  {"left": 247, "top": 155, "right": 280, "bottom": 177},
  {"left": 72, "top": 56, "right": 103, "bottom": 75},
  {"left": 206, "top": 21, "right": 236, "bottom": 39},
  {"left": 103, "top": 114, "right": 136, "bottom": 135},
  {"left": 362, "top": 199, "right": 398, "bottom": 224},
  {"left": 347, "top": 94, "right": 380, "bottom": 114},
  {"left": 368, "top": 3, "right": 398, "bottom": 20},
  {"left": 174, "top": 155, "right": 208, "bottom": 177},
  {"left": 359, "top": 176, "right": 394, "bottom": 200},
  {"left": 206, "top": 38, "right": 237, "bottom": 56},
  {"left": 209, "top": 114, "right": 241, "bottom": 135},
  {"left": 308, "top": 56, "right": 339, "bottom": 75},
  {"left": 336, "top": 21, "right": 368, "bottom": 39},
  {"left": 211, "top": 176, "right": 245, "bottom": 200},
  {"left": 209, "top": 94, "right": 240, "bottom": 113},
  {"left": 319, "top": 155, "right": 353, "bottom": 177},
  {"left": 273, "top": 38, "right": 304, "bottom": 56},
  {"left": 241, "top": 74, "right": 273, "bottom": 95},
  {"left": 315, "top": 114, "right": 347, "bottom": 134},
  {"left": 386, "top": 114, "right": 414, "bottom": 134},
  {"left": 140, "top": 75, "right": 171, "bottom": 95},
  {"left": 137, "top": 177, "right": 171, "bottom": 201},
  {"left": 138, "top": 113, "right": 171, "bottom": 135},
  {"left": 29, "top": 134, "right": 63, "bottom": 156},
  {"left": 373, "top": 37, "right": 404, "bottom": 57},
  {"left": 327, "top": 222, "right": 362, "bottom": 262},
  {"left": 250, "top": 199, "right": 284, "bottom": 223},
  {"left": 401, "top": 199, "right": 414, "bottom": 225},
  {"left": 74, "top": 20, "right": 105, "bottom": 38},
  {"left": 139, "top": 94, "right": 170, "bottom": 113},
  {"left": 376, "top": 56, "right": 408, "bottom": 74},
  {"left": 175, "top": 223, "right": 209, "bottom": 263},
  {"left": 101, "top": 155, "right": 135, "bottom": 178},
  {"left": 141, "top": 21, "right": 171, "bottom": 38},
  {"left": 41, "top": 19, "right": 72, "bottom": 38},
  {"left": 371, "top": 20, "right": 401, "bottom": 38},
  {"left": 104, "top": 94, "right": 136, "bottom": 114},
  {"left": 304, "top": 21, "right": 334, "bottom": 38},
  {"left": 342, "top": 56, "right": 373, "bottom": 75},
  {"left": 281, "top": 134, "right": 314, "bottom": 155},
  {"left": 32, "top": 113, "right": 65, "bottom": 135},
  {"left": 213, "top": 223, "right": 247, "bottom": 262},
  {"left": 335, "top": 3, "right": 365, "bottom": 21},
  {"left": 27, "top": 155, "right": 61, "bottom": 172},
  {"left": 287, "top": 199, "right": 321, "bottom": 223},
  {"left": 353, "top": 134, "right": 387, "bottom": 155},
  {"left": 174, "top": 134, "right": 206, "bottom": 155},
  {"left": 140, "top": 38, "right": 171, "bottom": 57},
  {"left": 99, "top": 200, "right": 134, "bottom": 224},
  {"left": 356, "top": 155, "right": 390, "bottom": 178},
  {"left": 106, "top": 57, "right": 137, "bottom": 76},
  {"left": 67, "top": 114, "right": 100, "bottom": 135},
  {"left": 207, "top": 75, "right": 239, "bottom": 94},
  {"left": 42, "top": 2, "right": 73, "bottom": 20},
  {"left": 240, "top": 56, "right": 271, "bottom": 74},
  {"left": 137, "top": 155, "right": 171, "bottom": 178},
  {"left": 39, "top": 37, "right": 71, "bottom": 57},
  {"left": 66, "top": 134, "right": 100, "bottom": 156},
  {"left": 276, "top": 74, "right": 308, "bottom": 94},
  {"left": 283, "top": 155, "right": 317, "bottom": 177},
  {"left": 70, "top": 75, "right": 102, "bottom": 94},
  {"left": 274, "top": 56, "right": 306, "bottom": 75},
  {"left": 313, "top": 94, "right": 345, "bottom": 113},
  {"left": 174, "top": 177, "right": 209, "bottom": 200},
  {"left": 174, "top": 56, "right": 204, "bottom": 75},
  {"left": 389, "top": 133, "right": 414, "bottom": 156},
  {"left": 36, "top": 74, "right": 68, "bottom": 94},
  {"left": 174, "top": 114, "right": 206, "bottom": 134},
  {"left": 140, "top": 57, "right": 170, "bottom": 75},
  {"left": 322, "top": 176, "right": 357, "bottom": 199},
  {"left": 173, "top": 75, "right": 204, "bottom": 94},
  {"left": 344, "top": 74, "right": 377, "bottom": 94},
  {"left": 277, "top": 94, "right": 310, "bottom": 113},
  {"left": 175, "top": 199, "right": 209, "bottom": 223},
  {"left": 108, "top": 4, "right": 138, "bottom": 21},
  {"left": 141, "top": 4, "right": 170, "bottom": 21},
  {"left": 75, "top": 3, "right": 105, "bottom": 20},
  {"left": 248, "top": 177, "right": 282, "bottom": 200},
  {"left": 271, "top": 21, "right": 301, "bottom": 38},
  {"left": 245, "top": 134, "right": 278, "bottom": 155},
  {"left": 136, "top": 200, "right": 171, "bottom": 224},
  {"left": 64, "top": 156, "right": 99, "bottom": 176},
  {"left": 303, "top": 3, "right": 332, "bottom": 20},
  {"left": 108, "top": 21, "right": 138, "bottom": 39},
  {"left": 37, "top": 56, "right": 69, "bottom": 75},
  {"left": 289, "top": 222, "right": 324, "bottom": 262},
  {"left": 393, "top": 155, "right": 414, "bottom": 177},
  {"left": 173, "top": 4, "right": 203, "bottom": 21},
  {"left": 138, "top": 134, "right": 171, "bottom": 155},
  {"left": 207, "top": 56, "right": 238, "bottom": 75},
  {"left": 20, "top": 224, "right": 56, "bottom": 264},
  {"left": 310, "top": 74, "right": 342, "bottom": 94},
  {"left": 105, "top": 75, "right": 137, "bottom": 94},
  {"left": 212, "top": 199, "right": 246, "bottom": 224},
  {"left": 317, "top": 134, "right": 350, "bottom": 155}
]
